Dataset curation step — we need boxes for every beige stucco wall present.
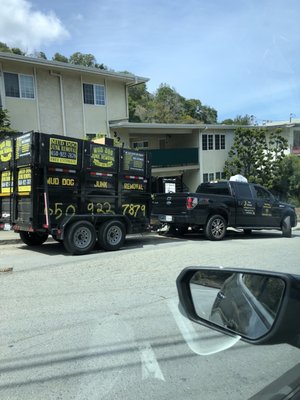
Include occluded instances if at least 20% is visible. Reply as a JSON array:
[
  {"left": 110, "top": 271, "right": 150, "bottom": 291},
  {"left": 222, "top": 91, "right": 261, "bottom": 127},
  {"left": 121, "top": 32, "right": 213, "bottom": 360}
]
[
  {"left": 37, "top": 69, "right": 64, "bottom": 135},
  {"left": 0, "top": 61, "right": 39, "bottom": 132},
  {"left": 0, "top": 60, "right": 129, "bottom": 138}
]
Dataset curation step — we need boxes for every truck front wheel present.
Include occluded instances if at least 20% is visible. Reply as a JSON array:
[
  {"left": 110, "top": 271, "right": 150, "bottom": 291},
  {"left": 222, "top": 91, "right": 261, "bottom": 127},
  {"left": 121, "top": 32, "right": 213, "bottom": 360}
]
[
  {"left": 64, "top": 221, "right": 96, "bottom": 255},
  {"left": 282, "top": 216, "right": 292, "bottom": 238},
  {"left": 98, "top": 220, "right": 125, "bottom": 251},
  {"left": 205, "top": 215, "right": 227, "bottom": 241},
  {"left": 19, "top": 231, "right": 48, "bottom": 246}
]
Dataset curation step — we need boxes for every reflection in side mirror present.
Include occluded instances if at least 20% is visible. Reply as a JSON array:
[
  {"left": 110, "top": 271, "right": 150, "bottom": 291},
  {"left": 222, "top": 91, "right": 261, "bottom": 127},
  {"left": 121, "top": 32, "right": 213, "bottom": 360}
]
[
  {"left": 190, "top": 271, "right": 285, "bottom": 340},
  {"left": 176, "top": 267, "right": 300, "bottom": 345}
]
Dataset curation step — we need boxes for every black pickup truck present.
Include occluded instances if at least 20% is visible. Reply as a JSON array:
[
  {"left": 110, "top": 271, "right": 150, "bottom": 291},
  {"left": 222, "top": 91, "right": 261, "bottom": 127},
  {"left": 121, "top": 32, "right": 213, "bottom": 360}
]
[{"left": 151, "top": 181, "right": 297, "bottom": 240}]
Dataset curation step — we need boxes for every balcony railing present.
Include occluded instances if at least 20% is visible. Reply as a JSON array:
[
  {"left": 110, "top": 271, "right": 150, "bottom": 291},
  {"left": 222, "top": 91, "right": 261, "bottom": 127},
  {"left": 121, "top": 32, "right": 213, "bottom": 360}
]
[{"left": 149, "top": 148, "right": 199, "bottom": 168}]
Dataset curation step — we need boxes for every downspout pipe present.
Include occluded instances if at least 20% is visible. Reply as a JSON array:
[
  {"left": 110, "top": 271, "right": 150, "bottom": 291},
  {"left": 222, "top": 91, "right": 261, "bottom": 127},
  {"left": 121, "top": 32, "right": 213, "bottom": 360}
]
[{"left": 50, "top": 71, "right": 66, "bottom": 136}]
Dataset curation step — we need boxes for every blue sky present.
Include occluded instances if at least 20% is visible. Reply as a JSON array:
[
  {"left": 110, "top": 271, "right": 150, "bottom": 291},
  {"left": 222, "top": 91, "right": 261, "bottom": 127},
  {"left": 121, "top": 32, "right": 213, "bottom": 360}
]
[{"left": 1, "top": 0, "right": 300, "bottom": 123}]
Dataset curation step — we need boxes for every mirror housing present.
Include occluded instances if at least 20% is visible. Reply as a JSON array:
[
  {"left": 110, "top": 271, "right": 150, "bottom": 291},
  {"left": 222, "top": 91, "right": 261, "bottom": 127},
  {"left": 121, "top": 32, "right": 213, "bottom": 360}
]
[{"left": 176, "top": 267, "right": 300, "bottom": 346}]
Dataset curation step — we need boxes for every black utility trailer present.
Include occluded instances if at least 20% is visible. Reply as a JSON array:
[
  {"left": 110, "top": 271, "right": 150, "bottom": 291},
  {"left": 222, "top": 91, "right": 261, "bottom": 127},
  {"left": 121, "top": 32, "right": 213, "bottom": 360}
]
[{"left": 0, "top": 132, "right": 151, "bottom": 254}]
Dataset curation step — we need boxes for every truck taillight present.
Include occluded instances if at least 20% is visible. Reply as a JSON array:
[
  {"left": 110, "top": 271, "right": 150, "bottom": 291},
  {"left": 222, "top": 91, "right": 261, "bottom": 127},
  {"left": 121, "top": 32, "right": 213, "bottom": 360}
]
[{"left": 187, "top": 197, "right": 197, "bottom": 209}]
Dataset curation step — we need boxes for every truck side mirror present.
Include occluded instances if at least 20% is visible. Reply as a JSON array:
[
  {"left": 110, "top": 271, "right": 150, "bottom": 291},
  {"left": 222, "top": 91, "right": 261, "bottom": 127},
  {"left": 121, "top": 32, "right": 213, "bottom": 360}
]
[{"left": 176, "top": 267, "right": 300, "bottom": 346}]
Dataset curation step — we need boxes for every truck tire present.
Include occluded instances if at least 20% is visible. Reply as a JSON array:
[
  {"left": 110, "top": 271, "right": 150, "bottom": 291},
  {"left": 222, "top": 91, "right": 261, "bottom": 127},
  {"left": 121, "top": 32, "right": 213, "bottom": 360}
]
[
  {"left": 64, "top": 221, "right": 96, "bottom": 255},
  {"left": 205, "top": 215, "right": 227, "bottom": 241},
  {"left": 98, "top": 220, "right": 125, "bottom": 251},
  {"left": 282, "top": 215, "right": 292, "bottom": 238},
  {"left": 19, "top": 231, "right": 48, "bottom": 246}
]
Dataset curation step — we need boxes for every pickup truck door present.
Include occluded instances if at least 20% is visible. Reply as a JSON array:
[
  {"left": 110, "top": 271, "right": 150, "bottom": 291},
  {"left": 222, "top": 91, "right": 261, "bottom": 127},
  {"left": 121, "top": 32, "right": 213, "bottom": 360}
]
[
  {"left": 251, "top": 185, "right": 281, "bottom": 228},
  {"left": 230, "top": 182, "right": 258, "bottom": 227}
]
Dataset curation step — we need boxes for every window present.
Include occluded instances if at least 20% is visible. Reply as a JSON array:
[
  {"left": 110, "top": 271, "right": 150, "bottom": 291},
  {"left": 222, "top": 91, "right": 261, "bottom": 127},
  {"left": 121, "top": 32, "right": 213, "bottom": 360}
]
[
  {"left": 234, "top": 183, "right": 253, "bottom": 199},
  {"left": 132, "top": 141, "right": 148, "bottom": 149},
  {"left": 209, "top": 172, "right": 214, "bottom": 181},
  {"left": 202, "top": 134, "right": 208, "bottom": 150},
  {"left": 203, "top": 173, "right": 208, "bottom": 182},
  {"left": 216, "top": 172, "right": 221, "bottom": 180},
  {"left": 253, "top": 185, "right": 272, "bottom": 200},
  {"left": 294, "top": 130, "right": 300, "bottom": 147},
  {"left": 83, "top": 83, "right": 106, "bottom": 105},
  {"left": 4, "top": 72, "right": 34, "bottom": 99},
  {"left": 208, "top": 135, "right": 213, "bottom": 150},
  {"left": 215, "top": 135, "right": 220, "bottom": 150},
  {"left": 221, "top": 135, "right": 225, "bottom": 149}
]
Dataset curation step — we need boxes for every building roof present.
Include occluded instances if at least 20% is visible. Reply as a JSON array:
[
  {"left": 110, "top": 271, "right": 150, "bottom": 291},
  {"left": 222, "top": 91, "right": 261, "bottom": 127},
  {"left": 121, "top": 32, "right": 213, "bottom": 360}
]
[
  {"left": 109, "top": 121, "right": 242, "bottom": 134},
  {"left": 0, "top": 51, "right": 148, "bottom": 85}
]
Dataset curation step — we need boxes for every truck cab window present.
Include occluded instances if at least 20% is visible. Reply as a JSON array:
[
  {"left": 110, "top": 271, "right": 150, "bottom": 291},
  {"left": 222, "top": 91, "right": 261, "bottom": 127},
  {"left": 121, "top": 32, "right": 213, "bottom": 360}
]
[{"left": 254, "top": 186, "right": 272, "bottom": 200}]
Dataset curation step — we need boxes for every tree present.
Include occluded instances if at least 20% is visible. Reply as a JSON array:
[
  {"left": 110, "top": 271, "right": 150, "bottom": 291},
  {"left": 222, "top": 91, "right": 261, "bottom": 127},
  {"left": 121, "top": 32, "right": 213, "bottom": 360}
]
[
  {"left": 69, "top": 52, "right": 97, "bottom": 67},
  {"left": 0, "top": 42, "right": 11, "bottom": 52},
  {"left": 221, "top": 114, "right": 252, "bottom": 125},
  {"left": 0, "top": 108, "right": 16, "bottom": 139},
  {"left": 11, "top": 48, "right": 26, "bottom": 56},
  {"left": 273, "top": 155, "right": 300, "bottom": 206},
  {"left": 52, "top": 52, "right": 69, "bottom": 63},
  {"left": 128, "top": 83, "right": 152, "bottom": 122},
  {"left": 224, "top": 127, "right": 288, "bottom": 188}
]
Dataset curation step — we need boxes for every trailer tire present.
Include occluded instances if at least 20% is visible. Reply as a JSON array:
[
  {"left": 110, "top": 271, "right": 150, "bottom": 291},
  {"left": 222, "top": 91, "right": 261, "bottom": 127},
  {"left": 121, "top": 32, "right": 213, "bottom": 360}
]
[
  {"left": 282, "top": 215, "right": 292, "bottom": 238},
  {"left": 64, "top": 221, "right": 96, "bottom": 255},
  {"left": 205, "top": 215, "right": 227, "bottom": 241},
  {"left": 19, "top": 231, "right": 48, "bottom": 246},
  {"left": 98, "top": 220, "right": 125, "bottom": 251}
]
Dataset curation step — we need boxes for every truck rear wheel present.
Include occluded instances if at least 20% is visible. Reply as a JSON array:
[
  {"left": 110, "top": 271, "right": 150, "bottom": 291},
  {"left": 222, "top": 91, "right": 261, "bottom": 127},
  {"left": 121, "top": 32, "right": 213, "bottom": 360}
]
[
  {"left": 205, "top": 215, "right": 227, "bottom": 241},
  {"left": 20, "top": 231, "right": 48, "bottom": 246},
  {"left": 98, "top": 220, "right": 125, "bottom": 251},
  {"left": 64, "top": 221, "right": 96, "bottom": 255},
  {"left": 282, "top": 216, "right": 292, "bottom": 238}
]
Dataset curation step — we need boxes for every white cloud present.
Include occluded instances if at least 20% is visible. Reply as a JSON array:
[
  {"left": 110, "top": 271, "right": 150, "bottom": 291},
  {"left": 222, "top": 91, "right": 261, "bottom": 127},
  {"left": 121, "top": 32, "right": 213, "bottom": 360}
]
[{"left": 0, "top": 0, "right": 69, "bottom": 52}]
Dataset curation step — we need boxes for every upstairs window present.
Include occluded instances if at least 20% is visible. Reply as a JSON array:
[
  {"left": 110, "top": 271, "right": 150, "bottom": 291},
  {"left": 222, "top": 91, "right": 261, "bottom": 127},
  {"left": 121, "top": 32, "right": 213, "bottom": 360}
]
[
  {"left": 221, "top": 134, "right": 225, "bottom": 149},
  {"left": 83, "top": 83, "right": 106, "bottom": 105},
  {"left": 4, "top": 72, "right": 34, "bottom": 99}
]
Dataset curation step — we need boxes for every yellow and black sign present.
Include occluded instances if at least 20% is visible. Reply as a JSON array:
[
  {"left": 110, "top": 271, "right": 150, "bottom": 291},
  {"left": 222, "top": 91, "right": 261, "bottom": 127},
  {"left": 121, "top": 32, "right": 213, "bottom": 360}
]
[
  {"left": 91, "top": 145, "right": 116, "bottom": 169},
  {"left": 0, "top": 171, "right": 13, "bottom": 194},
  {"left": 18, "top": 167, "right": 31, "bottom": 193},
  {"left": 49, "top": 138, "right": 78, "bottom": 166},
  {"left": 47, "top": 176, "right": 76, "bottom": 187},
  {"left": 0, "top": 139, "right": 13, "bottom": 164},
  {"left": 122, "top": 182, "right": 145, "bottom": 191}
]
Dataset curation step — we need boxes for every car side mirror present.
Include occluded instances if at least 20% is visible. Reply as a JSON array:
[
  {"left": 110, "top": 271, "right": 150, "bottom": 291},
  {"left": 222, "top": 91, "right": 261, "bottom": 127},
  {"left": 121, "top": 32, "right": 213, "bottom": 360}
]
[{"left": 176, "top": 267, "right": 300, "bottom": 346}]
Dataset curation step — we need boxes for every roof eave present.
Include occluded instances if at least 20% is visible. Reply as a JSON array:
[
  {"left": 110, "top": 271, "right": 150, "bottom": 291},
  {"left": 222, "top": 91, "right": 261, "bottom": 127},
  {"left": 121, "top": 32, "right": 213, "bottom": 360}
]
[{"left": 0, "top": 51, "right": 149, "bottom": 84}]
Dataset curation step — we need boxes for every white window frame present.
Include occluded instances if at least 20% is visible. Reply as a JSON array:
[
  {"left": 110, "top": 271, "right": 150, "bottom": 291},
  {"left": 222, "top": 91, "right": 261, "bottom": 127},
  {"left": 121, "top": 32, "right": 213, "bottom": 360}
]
[
  {"left": 83, "top": 83, "right": 106, "bottom": 106},
  {"left": 221, "top": 135, "right": 225, "bottom": 149},
  {"left": 4, "top": 72, "right": 35, "bottom": 99},
  {"left": 208, "top": 135, "right": 214, "bottom": 150},
  {"left": 132, "top": 141, "right": 149, "bottom": 149}
]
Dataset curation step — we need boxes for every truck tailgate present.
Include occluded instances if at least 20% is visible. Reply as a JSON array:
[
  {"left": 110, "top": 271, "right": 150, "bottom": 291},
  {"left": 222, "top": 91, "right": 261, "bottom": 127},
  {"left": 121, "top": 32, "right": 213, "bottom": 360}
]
[{"left": 152, "top": 193, "right": 189, "bottom": 215}]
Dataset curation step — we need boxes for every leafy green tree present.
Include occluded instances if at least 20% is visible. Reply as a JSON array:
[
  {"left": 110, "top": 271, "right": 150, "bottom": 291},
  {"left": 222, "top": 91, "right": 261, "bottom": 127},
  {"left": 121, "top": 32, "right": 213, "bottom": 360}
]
[
  {"left": 149, "top": 84, "right": 185, "bottom": 123},
  {"left": 11, "top": 47, "right": 26, "bottom": 56},
  {"left": 69, "top": 52, "right": 97, "bottom": 67},
  {"left": 273, "top": 155, "right": 300, "bottom": 206},
  {"left": 34, "top": 51, "right": 47, "bottom": 59},
  {"left": 52, "top": 52, "right": 69, "bottom": 63},
  {"left": 0, "top": 42, "right": 11, "bottom": 52},
  {"left": 224, "top": 127, "right": 288, "bottom": 188},
  {"left": 128, "top": 83, "right": 152, "bottom": 122},
  {"left": 0, "top": 108, "right": 16, "bottom": 139},
  {"left": 221, "top": 114, "right": 252, "bottom": 125}
]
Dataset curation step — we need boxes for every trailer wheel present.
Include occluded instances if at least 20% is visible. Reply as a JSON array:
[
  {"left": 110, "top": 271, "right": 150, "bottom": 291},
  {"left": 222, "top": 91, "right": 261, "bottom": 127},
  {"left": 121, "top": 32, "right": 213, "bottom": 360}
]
[
  {"left": 205, "top": 215, "right": 227, "bottom": 241},
  {"left": 282, "top": 215, "right": 292, "bottom": 238},
  {"left": 64, "top": 221, "right": 96, "bottom": 255},
  {"left": 19, "top": 231, "right": 48, "bottom": 246},
  {"left": 98, "top": 220, "right": 125, "bottom": 251}
]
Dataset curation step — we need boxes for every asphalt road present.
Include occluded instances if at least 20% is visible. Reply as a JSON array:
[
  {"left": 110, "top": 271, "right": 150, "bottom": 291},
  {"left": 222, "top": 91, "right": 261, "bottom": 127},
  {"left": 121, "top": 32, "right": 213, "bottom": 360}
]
[{"left": 0, "top": 229, "right": 300, "bottom": 400}]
